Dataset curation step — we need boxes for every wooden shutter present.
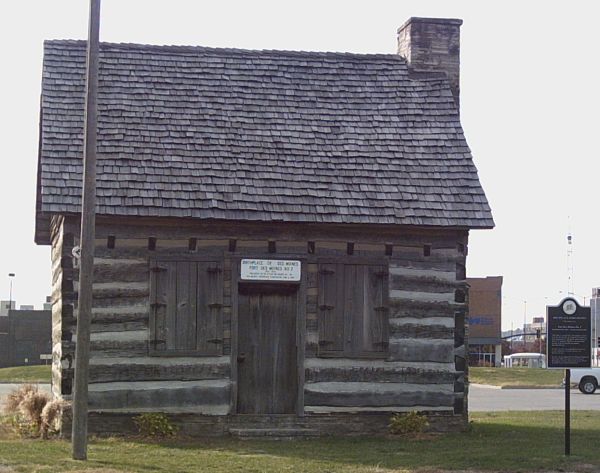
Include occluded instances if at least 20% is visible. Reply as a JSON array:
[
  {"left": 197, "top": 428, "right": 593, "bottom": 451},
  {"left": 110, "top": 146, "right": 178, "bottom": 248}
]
[
  {"left": 196, "top": 261, "right": 223, "bottom": 355},
  {"left": 150, "top": 259, "right": 224, "bottom": 355},
  {"left": 317, "top": 261, "right": 389, "bottom": 357},
  {"left": 318, "top": 263, "right": 344, "bottom": 352}
]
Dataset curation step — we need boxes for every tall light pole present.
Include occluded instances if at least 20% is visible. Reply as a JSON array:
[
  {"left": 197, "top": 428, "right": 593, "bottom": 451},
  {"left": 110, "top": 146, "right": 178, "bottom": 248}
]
[
  {"left": 8, "top": 273, "right": 15, "bottom": 312},
  {"left": 523, "top": 300, "right": 527, "bottom": 348},
  {"left": 72, "top": 0, "right": 101, "bottom": 461}
]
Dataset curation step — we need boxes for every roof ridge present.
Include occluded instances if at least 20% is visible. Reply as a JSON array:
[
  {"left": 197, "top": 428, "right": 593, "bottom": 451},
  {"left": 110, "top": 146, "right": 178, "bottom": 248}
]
[{"left": 43, "top": 39, "right": 407, "bottom": 62}]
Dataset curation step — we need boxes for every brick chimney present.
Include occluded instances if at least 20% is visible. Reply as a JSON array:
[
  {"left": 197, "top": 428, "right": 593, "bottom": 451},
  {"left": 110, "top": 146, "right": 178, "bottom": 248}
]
[{"left": 397, "top": 17, "right": 463, "bottom": 109}]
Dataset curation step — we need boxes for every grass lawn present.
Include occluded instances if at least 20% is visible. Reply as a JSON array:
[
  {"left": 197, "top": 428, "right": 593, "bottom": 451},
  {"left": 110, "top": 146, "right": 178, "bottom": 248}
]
[
  {"left": 1, "top": 411, "right": 599, "bottom": 472},
  {"left": 0, "top": 365, "right": 51, "bottom": 383},
  {"left": 470, "top": 367, "right": 564, "bottom": 388}
]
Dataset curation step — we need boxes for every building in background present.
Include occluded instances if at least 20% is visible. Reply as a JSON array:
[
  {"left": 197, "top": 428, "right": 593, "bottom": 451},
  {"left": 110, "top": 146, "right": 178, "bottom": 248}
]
[
  {"left": 524, "top": 316, "right": 546, "bottom": 343},
  {"left": 467, "top": 276, "right": 503, "bottom": 367},
  {"left": 0, "top": 308, "right": 52, "bottom": 368},
  {"left": 0, "top": 316, "right": 8, "bottom": 366},
  {"left": 0, "top": 300, "right": 16, "bottom": 317}
]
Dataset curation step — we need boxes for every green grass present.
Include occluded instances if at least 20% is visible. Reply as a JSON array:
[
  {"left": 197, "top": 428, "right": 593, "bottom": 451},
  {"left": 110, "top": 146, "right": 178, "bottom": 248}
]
[
  {"left": 470, "top": 367, "right": 564, "bottom": 387},
  {"left": 0, "top": 365, "right": 51, "bottom": 383},
  {"left": 1, "top": 411, "right": 599, "bottom": 472}
]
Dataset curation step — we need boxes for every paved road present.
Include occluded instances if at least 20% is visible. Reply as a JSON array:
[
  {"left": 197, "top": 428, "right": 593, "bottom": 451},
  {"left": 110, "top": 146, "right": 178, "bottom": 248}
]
[{"left": 470, "top": 384, "right": 600, "bottom": 411}]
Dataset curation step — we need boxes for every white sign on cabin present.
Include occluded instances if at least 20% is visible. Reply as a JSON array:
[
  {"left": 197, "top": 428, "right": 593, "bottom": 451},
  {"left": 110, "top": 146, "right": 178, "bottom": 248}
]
[{"left": 241, "top": 259, "right": 301, "bottom": 282}]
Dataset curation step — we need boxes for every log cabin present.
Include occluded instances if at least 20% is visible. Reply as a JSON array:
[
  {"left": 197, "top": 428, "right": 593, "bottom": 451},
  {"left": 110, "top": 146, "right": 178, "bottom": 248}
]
[{"left": 35, "top": 17, "right": 494, "bottom": 436}]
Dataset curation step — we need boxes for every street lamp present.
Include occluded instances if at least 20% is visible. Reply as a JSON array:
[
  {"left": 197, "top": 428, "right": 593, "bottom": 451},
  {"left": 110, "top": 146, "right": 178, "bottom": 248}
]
[
  {"left": 8, "top": 273, "right": 15, "bottom": 313},
  {"left": 523, "top": 300, "right": 527, "bottom": 346}
]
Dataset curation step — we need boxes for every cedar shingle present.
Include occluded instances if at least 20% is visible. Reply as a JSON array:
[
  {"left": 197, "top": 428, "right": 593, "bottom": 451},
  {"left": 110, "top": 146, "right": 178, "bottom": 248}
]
[{"left": 36, "top": 40, "right": 493, "bottom": 241}]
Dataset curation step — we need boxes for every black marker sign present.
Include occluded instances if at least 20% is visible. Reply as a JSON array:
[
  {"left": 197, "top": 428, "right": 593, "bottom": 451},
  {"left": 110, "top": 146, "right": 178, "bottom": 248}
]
[{"left": 547, "top": 298, "right": 591, "bottom": 368}]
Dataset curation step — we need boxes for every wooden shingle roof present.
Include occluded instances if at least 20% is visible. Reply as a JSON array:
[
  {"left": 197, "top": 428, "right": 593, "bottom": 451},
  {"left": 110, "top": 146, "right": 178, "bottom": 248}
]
[{"left": 36, "top": 40, "right": 493, "bottom": 243}]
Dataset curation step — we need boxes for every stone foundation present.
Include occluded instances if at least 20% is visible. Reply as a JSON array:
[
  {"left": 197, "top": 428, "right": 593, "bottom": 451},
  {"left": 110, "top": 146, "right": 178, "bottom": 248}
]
[{"left": 61, "top": 410, "right": 467, "bottom": 438}]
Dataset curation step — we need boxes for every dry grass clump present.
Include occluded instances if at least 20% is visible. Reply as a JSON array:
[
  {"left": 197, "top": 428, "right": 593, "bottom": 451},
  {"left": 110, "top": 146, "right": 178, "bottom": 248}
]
[
  {"left": 3, "top": 383, "right": 38, "bottom": 413},
  {"left": 2, "top": 384, "right": 67, "bottom": 438},
  {"left": 40, "top": 398, "right": 68, "bottom": 438}
]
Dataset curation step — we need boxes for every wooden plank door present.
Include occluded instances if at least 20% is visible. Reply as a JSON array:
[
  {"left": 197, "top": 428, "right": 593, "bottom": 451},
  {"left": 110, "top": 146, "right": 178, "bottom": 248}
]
[{"left": 237, "top": 283, "right": 298, "bottom": 414}]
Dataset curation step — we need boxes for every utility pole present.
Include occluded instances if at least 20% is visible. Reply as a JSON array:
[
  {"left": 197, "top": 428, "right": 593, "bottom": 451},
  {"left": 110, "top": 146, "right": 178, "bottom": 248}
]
[{"left": 72, "top": 0, "right": 101, "bottom": 461}]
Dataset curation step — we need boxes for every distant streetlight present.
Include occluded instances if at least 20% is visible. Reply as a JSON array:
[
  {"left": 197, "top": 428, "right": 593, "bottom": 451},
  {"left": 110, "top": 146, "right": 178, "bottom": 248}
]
[
  {"left": 523, "top": 300, "right": 527, "bottom": 343},
  {"left": 8, "top": 273, "right": 15, "bottom": 313}
]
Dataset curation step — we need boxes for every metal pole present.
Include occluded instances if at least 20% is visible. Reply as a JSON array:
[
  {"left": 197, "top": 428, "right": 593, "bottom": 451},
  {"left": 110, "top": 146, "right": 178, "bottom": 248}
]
[
  {"left": 8, "top": 273, "right": 14, "bottom": 312},
  {"left": 523, "top": 300, "right": 527, "bottom": 350},
  {"left": 593, "top": 298, "right": 597, "bottom": 367},
  {"left": 72, "top": 0, "right": 101, "bottom": 461},
  {"left": 565, "top": 368, "right": 571, "bottom": 456}
]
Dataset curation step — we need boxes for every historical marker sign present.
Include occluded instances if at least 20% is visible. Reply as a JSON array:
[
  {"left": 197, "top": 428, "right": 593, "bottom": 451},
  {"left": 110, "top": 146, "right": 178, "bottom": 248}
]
[
  {"left": 241, "top": 259, "right": 301, "bottom": 282},
  {"left": 547, "top": 298, "right": 591, "bottom": 368}
]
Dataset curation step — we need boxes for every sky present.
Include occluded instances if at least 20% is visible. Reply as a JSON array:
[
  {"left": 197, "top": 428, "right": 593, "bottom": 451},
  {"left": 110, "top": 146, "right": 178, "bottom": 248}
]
[{"left": 0, "top": 0, "right": 598, "bottom": 331}]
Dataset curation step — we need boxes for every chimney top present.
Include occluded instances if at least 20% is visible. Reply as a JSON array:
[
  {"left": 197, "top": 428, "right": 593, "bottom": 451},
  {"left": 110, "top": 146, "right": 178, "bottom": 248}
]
[
  {"left": 397, "top": 17, "right": 463, "bottom": 33},
  {"left": 397, "top": 17, "right": 463, "bottom": 110}
]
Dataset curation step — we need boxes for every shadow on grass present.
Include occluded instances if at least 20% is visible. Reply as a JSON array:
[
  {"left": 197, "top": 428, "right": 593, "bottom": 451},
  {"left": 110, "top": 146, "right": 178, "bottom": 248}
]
[
  {"left": 117, "top": 411, "right": 600, "bottom": 472},
  {"left": 2, "top": 412, "right": 599, "bottom": 472}
]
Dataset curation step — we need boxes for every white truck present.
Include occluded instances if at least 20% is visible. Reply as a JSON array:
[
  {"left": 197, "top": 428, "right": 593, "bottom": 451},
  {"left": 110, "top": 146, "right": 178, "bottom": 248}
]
[{"left": 569, "top": 368, "right": 600, "bottom": 394}]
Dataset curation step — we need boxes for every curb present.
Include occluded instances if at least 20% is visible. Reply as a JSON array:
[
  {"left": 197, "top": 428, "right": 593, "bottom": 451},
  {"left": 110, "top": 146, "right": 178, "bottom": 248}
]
[
  {"left": 470, "top": 383, "right": 501, "bottom": 390},
  {"left": 500, "top": 385, "right": 562, "bottom": 390},
  {"left": 471, "top": 383, "right": 563, "bottom": 390}
]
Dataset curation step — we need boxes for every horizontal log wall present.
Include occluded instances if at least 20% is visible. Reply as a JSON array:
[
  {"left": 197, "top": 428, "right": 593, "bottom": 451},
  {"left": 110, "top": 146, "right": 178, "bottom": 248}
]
[
  {"left": 88, "top": 380, "right": 231, "bottom": 414},
  {"left": 389, "top": 243, "right": 468, "bottom": 416},
  {"left": 54, "top": 215, "right": 468, "bottom": 422},
  {"left": 70, "top": 223, "right": 232, "bottom": 412},
  {"left": 302, "top": 231, "right": 467, "bottom": 417}
]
